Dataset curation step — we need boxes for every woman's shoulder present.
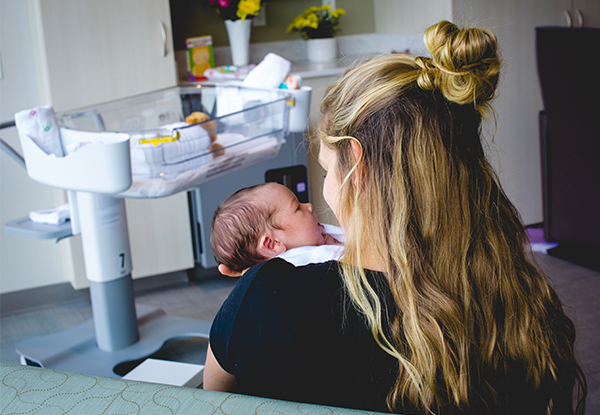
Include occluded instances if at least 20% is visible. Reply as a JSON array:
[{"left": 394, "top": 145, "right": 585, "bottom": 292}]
[
  {"left": 241, "top": 257, "right": 340, "bottom": 280},
  {"left": 242, "top": 258, "right": 388, "bottom": 294},
  {"left": 242, "top": 258, "right": 343, "bottom": 292},
  {"left": 227, "top": 259, "right": 389, "bottom": 318},
  {"left": 218, "top": 259, "right": 344, "bottom": 317}
]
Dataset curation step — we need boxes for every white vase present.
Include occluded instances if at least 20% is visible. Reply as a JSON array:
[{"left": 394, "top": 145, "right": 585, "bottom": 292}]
[
  {"left": 306, "top": 37, "right": 338, "bottom": 63},
  {"left": 224, "top": 19, "right": 252, "bottom": 67}
]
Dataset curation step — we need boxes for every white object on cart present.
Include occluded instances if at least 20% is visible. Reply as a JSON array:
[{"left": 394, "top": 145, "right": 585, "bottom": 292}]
[
  {"left": 19, "top": 126, "right": 131, "bottom": 194},
  {"left": 29, "top": 203, "right": 70, "bottom": 225},
  {"left": 14, "top": 105, "right": 64, "bottom": 157},
  {"left": 242, "top": 53, "right": 291, "bottom": 90}
]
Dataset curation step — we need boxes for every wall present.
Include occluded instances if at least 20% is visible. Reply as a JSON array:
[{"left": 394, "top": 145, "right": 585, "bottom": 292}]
[
  {"left": 170, "top": 0, "right": 375, "bottom": 49},
  {"left": 373, "top": 0, "right": 555, "bottom": 225},
  {"left": 375, "top": 0, "right": 451, "bottom": 36},
  {"left": 451, "top": 0, "right": 572, "bottom": 226},
  {"left": 0, "top": 0, "right": 65, "bottom": 293}
]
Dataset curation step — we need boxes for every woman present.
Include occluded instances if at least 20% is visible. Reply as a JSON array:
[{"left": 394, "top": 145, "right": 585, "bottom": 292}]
[{"left": 205, "top": 21, "right": 586, "bottom": 414}]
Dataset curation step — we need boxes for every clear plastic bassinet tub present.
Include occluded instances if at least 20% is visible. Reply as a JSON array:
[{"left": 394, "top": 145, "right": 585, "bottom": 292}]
[{"left": 56, "top": 84, "right": 291, "bottom": 198}]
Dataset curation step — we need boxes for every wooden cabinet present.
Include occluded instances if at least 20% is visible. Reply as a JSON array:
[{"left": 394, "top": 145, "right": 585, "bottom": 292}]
[
  {"left": 567, "top": 0, "right": 600, "bottom": 28},
  {"left": 30, "top": 0, "right": 178, "bottom": 110},
  {"left": 531, "top": 0, "right": 600, "bottom": 28},
  {"left": 28, "top": 0, "right": 194, "bottom": 288}
]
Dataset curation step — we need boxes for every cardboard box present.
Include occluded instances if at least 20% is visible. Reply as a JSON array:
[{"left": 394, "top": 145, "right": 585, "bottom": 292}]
[{"left": 186, "top": 36, "right": 215, "bottom": 82}]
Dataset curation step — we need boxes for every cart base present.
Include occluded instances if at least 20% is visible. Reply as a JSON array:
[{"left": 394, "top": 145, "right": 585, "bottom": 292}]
[{"left": 16, "top": 304, "right": 211, "bottom": 378}]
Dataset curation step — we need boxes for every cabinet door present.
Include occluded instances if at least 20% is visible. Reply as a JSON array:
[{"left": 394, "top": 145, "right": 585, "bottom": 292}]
[
  {"left": 531, "top": 0, "right": 599, "bottom": 27},
  {"left": 31, "top": 0, "right": 177, "bottom": 110},
  {"left": 574, "top": 0, "right": 600, "bottom": 28},
  {"left": 29, "top": 0, "right": 194, "bottom": 286},
  {"left": 125, "top": 195, "right": 193, "bottom": 279}
]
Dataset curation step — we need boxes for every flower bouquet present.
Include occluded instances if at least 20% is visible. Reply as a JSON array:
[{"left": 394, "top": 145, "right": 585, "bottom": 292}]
[
  {"left": 207, "top": 0, "right": 264, "bottom": 66},
  {"left": 287, "top": 5, "right": 346, "bottom": 40},
  {"left": 208, "top": 0, "right": 263, "bottom": 21}
]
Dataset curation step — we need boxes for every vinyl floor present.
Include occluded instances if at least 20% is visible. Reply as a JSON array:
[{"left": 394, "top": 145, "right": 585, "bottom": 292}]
[{"left": 1, "top": 253, "right": 598, "bottom": 412}]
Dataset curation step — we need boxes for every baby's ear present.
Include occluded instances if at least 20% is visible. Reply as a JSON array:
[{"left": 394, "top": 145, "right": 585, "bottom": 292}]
[
  {"left": 258, "top": 234, "right": 286, "bottom": 257},
  {"left": 218, "top": 264, "right": 244, "bottom": 277}
]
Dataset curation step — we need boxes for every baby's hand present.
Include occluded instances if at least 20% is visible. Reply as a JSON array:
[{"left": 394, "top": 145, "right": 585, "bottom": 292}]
[{"left": 323, "top": 233, "right": 343, "bottom": 246}]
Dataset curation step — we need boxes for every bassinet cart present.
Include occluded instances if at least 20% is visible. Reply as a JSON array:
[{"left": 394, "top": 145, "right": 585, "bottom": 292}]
[{"left": 3, "top": 84, "right": 308, "bottom": 378}]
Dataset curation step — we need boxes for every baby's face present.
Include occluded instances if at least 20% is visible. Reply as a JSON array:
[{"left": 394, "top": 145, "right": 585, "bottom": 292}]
[{"left": 262, "top": 183, "right": 325, "bottom": 249}]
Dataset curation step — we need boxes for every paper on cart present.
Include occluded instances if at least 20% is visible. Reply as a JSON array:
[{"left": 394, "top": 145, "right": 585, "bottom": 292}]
[{"left": 15, "top": 106, "right": 64, "bottom": 157}]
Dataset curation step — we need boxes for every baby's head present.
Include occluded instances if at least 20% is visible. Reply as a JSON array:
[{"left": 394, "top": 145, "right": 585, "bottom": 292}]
[{"left": 211, "top": 182, "right": 325, "bottom": 273}]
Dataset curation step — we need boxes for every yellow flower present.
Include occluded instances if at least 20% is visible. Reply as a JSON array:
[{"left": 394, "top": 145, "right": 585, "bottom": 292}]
[
  {"left": 288, "top": 4, "right": 346, "bottom": 39},
  {"left": 330, "top": 8, "right": 346, "bottom": 18},
  {"left": 291, "top": 16, "right": 308, "bottom": 29},
  {"left": 237, "top": 0, "right": 261, "bottom": 20}
]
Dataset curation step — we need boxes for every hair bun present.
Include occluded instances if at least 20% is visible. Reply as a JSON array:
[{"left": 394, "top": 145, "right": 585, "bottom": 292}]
[{"left": 417, "top": 21, "right": 500, "bottom": 116}]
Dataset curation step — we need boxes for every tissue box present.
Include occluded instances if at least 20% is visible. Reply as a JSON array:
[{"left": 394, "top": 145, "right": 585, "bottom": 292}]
[{"left": 186, "top": 36, "right": 214, "bottom": 82}]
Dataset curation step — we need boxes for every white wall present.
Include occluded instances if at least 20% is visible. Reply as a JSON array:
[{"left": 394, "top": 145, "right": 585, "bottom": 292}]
[
  {"left": 375, "top": 0, "right": 451, "bottom": 36},
  {"left": 452, "top": 0, "right": 574, "bottom": 226},
  {"left": 0, "top": 0, "right": 66, "bottom": 293},
  {"left": 373, "top": 0, "right": 567, "bottom": 225}
]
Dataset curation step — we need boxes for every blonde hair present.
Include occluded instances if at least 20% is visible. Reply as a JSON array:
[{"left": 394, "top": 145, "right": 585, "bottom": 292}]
[{"left": 316, "top": 21, "right": 586, "bottom": 414}]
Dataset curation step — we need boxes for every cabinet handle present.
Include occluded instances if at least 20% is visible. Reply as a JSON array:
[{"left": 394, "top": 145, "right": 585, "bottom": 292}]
[
  {"left": 575, "top": 8, "right": 584, "bottom": 28},
  {"left": 160, "top": 22, "right": 167, "bottom": 57},
  {"left": 564, "top": 9, "right": 573, "bottom": 27}
]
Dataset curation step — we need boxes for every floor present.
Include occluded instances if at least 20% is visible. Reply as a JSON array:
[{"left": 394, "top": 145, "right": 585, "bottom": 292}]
[
  {"left": 0, "top": 274, "right": 237, "bottom": 371},
  {"left": 1, "top": 252, "right": 598, "bottom": 412}
]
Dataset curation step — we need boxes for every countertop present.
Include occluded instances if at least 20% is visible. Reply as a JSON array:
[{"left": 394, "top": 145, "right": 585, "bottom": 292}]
[
  {"left": 288, "top": 54, "right": 373, "bottom": 79},
  {"left": 177, "top": 32, "right": 426, "bottom": 83}
]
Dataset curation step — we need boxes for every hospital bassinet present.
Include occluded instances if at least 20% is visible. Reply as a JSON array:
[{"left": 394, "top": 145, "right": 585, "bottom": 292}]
[{"left": 55, "top": 84, "right": 291, "bottom": 198}]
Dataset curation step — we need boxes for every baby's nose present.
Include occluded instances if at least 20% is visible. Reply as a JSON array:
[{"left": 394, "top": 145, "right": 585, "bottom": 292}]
[{"left": 306, "top": 203, "right": 313, "bottom": 213}]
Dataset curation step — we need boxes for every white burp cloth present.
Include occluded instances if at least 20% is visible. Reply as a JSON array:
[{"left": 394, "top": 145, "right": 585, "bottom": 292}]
[
  {"left": 277, "top": 245, "right": 344, "bottom": 266},
  {"left": 29, "top": 203, "right": 70, "bottom": 225},
  {"left": 276, "top": 224, "right": 345, "bottom": 266},
  {"left": 14, "top": 106, "right": 64, "bottom": 157},
  {"left": 242, "top": 53, "right": 291, "bottom": 90}
]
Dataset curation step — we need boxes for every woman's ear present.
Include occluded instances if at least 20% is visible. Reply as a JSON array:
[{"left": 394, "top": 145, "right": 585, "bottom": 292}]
[
  {"left": 349, "top": 138, "right": 364, "bottom": 187},
  {"left": 257, "top": 234, "right": 287, "bottom": 257}
]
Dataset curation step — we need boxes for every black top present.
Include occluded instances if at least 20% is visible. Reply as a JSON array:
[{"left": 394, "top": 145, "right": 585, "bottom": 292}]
[{"left": 210, "top": 258, "right": 401, "bottom": 413}]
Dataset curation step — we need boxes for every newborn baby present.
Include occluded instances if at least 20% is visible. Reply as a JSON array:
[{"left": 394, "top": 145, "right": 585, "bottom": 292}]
[{"left": 211, "top": 182, "right": 343, "bottom": 276}]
